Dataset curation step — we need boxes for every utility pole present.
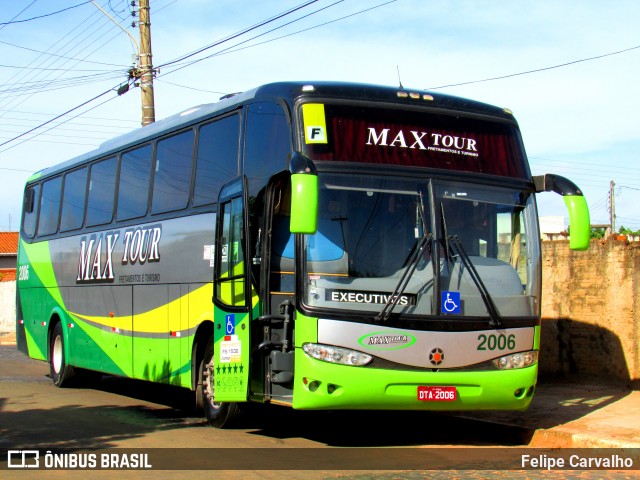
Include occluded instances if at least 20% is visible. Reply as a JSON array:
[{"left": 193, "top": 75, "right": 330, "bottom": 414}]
[
  {"left": 137, "top": 0, "right": 156, "bottom": 126},
  {"left": 92, "top": 1, "right": 155, "bottom": 125},
  {"left": 609, "top": 180, "right": 616, "bottom": 235}
]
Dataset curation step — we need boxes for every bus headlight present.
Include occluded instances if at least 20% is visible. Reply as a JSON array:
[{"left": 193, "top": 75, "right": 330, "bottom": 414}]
[
  {"left": 492, "top": 351, "right": 538, "bottom": 370},
  {"left": 303, "top": 343, "right": 373, "bottom": 366}
]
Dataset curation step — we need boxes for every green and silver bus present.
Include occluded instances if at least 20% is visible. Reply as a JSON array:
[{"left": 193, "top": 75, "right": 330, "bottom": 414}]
[{"left": 16, "top": 82, "right": 590, "bottom": 427}]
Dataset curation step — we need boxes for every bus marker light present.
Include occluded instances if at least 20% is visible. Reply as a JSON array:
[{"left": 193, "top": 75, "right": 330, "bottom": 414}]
[
  {"left": 171, "top": 331, "right": 181, "bottom": 337},
  {"left": 18, "top": 319, "right": 24, "bottom": 325},
  {"left": 41, "top": 321, "right": 46, "bottom": 326},
  {"left": 111, "top": 327, "right": 120, "bottom": 334},
  {"left": 68, "top": 323, "right": 74, "bottom": 328},
  {"left": 423, "top": 94, "right": 434, "bottom": 101}
]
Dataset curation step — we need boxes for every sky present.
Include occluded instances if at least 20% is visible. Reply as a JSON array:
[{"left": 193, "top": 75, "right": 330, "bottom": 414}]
[{"left": 0, "top": 0, "right": 639, "bottom": 232}]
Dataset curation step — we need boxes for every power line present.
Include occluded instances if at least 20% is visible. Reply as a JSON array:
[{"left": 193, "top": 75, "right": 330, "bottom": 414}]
[
  {"left": 0, "top": 1, "right": 93, "bottom": 26},
  {"left": 0, "top": 17, "right": 132, "bottom": 115},
  {"left": 0, "top": 0, "right": 339, "bottom": 151},
  {"left": 0, "top": 39, "right": 128, "bottom": 68},
  {"left": 0, "top": 166, "right": 36, "bottom": 173},
  {"left": 0, "top": 86, "right": 117, "bottom": 150},
  {"left": 428, "top": 44, "right": 640, "bottom": 90},
  {"left": 0, "top": 108, "right": 139, "bottom": 123},
  {"left": 157, "top": 0, "right": 322, "bottom": 69},
  {"left": 0, "top": 1, "right": 38, "bottom": 32},
  {"left": 531, "top": 156, "right": 640, "bottom": 174},
  {"left": 0, "top": 63, "right": 120, "bottom": 73},
  {"left": 159, "top": 0, "right": 395, "bottom": 77},
  {"left": 0, "top": 11, "right": 116, "bottom": 112},
  {"left": 0, "top": 71, "right": 126, "bottom": 96},
  {"left": 0, "top": 90, "right": 121, "bottom": 155},
  {"left": 0, "top": 1, "right": 181, "bottom": 152},
  {"left": 155, "top": 79, "right": 227, "bottom": 95}
]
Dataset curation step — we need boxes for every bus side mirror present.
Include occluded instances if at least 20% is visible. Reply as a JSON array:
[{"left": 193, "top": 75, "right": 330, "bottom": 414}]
[
  {"left": 534, "top": 174, "right": 590, "bottom": 251},
  {"left": 289, "top": 152, "right": 318, "bottom": 234}
]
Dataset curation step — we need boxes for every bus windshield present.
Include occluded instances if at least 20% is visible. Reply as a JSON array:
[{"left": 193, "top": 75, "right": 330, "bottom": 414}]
[{"left": 302, "top": 174, "right": 539, "bottom": 319}]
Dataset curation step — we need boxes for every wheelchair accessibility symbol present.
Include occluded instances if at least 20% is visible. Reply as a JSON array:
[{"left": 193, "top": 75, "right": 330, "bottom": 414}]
[
  {"left": 225, "top": 314, "right": 235, "bottom": 335},
  {"left": 441, "top": 291, "right": 461, "bottom": 314}
]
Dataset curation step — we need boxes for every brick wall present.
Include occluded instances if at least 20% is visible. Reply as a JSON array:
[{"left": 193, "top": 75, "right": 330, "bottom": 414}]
[{"left": 540, "top": 238, "right": 640, "bottom": 386}]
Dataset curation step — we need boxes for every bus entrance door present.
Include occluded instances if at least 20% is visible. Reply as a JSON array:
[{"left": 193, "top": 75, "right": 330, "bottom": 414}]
[{"left": 212, "top": 178, "right": 251, "bottom": 403}]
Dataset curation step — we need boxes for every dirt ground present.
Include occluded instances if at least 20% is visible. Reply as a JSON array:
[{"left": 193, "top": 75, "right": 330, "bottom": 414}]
[{"left": 0, "top": 329, "right": 16, "bottom": 345}]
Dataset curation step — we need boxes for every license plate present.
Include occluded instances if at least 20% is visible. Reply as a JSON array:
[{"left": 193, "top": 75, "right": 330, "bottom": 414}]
[{"left": 417, "top": 386, "right": 457, "bottom": 402}]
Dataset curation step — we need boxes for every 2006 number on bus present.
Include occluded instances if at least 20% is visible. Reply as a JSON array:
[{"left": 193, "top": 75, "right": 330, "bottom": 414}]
[{"left": 477, "top": 333, "right": 516, "bottom": 351}]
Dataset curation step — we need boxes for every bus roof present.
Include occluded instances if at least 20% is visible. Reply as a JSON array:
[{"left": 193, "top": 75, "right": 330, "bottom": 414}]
[{"left": 30, "top": 81, "right": 515, "bottom": 181}]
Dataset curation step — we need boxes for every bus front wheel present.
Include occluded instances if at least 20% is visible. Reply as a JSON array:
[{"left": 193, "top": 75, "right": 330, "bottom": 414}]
[
  {"left": 200, "top": 338, "right": 241, "bottom": 428},
  {"left": 49, "top": 322, "right": 75, "bottom": 387}
]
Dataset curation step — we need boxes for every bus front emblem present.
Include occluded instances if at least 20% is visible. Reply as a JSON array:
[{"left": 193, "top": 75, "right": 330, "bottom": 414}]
[{"left": 429, "top": 348, "right": 445, "bottom": 366}]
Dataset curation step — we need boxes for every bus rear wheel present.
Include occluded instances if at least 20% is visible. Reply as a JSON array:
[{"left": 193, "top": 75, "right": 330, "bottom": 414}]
[
  {"left": 50, "top": 322, "right": 75, "bottom": 387},
  {"left": 200, "top": 337, "right": 241, "bottom": 428}
]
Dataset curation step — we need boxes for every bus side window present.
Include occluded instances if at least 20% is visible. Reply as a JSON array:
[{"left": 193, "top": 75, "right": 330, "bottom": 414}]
[
  {"left": 86, "top": 157, "right": 117, "bottom": 227},
  {"left": 60, "top": 167, "right": 88, "bottom": 232},
  {"left": 37, "top": 176, "right": 62, "bottom": 236},
  {"left": 215, "top": 195, "right": 246, "bottom": 307},
  {"left": 152, "top": 129, "right": 194, "bottom": 214},
  {"left": 193, "top": 115, "right": 240, "bottom": 206},
  {"left": 117, "top": 144, "right": 153, "bottom": 221},
  {"left": 22, "top": 184, "right": 40, "bottom": 238}
]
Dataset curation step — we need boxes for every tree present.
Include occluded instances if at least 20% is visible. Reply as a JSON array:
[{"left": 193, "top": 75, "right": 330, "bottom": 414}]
[{"left": 590, "top": 227, "right": 606, "bottom": 239}]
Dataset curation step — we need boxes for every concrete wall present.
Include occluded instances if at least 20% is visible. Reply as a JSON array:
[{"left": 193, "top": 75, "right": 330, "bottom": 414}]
[
  {"left": 540, "top": 237, "right": 640, "bottom": 386},
  {"left": 0, "top": 281, "right": 15, "bottom": 334}
]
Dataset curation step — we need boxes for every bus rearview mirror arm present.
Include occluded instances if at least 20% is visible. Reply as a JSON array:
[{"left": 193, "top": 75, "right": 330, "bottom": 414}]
[{"left": 533, "top": 173, "right": 583, "bottom": 196}]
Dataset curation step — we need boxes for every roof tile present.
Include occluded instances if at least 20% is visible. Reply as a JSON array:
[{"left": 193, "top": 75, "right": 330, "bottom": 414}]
[{"left": 0, "top": 232, "right": 18, "bottom": 254}]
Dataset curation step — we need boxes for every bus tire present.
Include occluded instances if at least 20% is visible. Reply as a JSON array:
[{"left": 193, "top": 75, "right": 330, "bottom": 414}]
[
  {"left": 49, "top": 322, "right": 75, "bottom": 387},
  {"left": 200, "top": 337, "right": 241, "bottom": 428}
]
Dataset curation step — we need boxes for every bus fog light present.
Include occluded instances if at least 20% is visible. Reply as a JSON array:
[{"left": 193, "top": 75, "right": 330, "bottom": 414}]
[
  {"left": 492, "top": 351, "right": 538, "bottom": 370},
  {"left": 303, "top": 343, "right": 372, "bottom": 366}
]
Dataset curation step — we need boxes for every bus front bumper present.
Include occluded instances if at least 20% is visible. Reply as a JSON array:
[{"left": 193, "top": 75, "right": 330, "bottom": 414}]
[{"left": 292, "top": 348, "right": 537, "bottom": 411}]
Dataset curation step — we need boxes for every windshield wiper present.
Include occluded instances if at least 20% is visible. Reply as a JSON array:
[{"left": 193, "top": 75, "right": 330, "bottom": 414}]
[
  {"left": 376, "top": 232, "right": 432, "bottom": 322},
  {"left": 377, "top": 192, "right": 431, "bottom": 322},
  {"left": 439, "top": 203, "right": 453, "bottom": 275},
  {"left": 447, "top": 235, "right": 503, "bottom": 328}
]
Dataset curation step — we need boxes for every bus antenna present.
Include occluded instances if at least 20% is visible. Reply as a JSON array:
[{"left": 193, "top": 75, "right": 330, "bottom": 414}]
[{"left": 397, "top": 65, "right": 404, "bottom": 89}]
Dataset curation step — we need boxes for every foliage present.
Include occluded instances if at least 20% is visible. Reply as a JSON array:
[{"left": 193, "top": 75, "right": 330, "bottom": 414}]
[
  {"left": 590, "top": 227, "right": 606, "bottom": 239},
  {"left": 619, "top": 225, "right": 640, "bottom": 236}
]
